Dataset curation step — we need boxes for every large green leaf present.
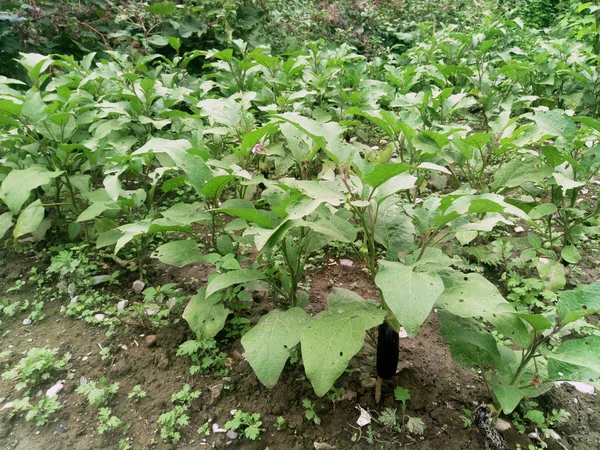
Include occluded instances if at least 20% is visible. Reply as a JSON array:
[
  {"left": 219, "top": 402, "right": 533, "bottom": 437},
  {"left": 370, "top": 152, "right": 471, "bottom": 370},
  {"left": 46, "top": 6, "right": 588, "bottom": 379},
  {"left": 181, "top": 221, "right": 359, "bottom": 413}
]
[
  {"left": 13, "top": 200, "right": 44, "bottom": 241},
  {"left": 0, "top": 212, "right": 13, "bottom": 240},
  {"left": 183, "top": 288, "right": 229, "bottom": 340},
  {"left": 557, "top": 282, "right": 600, "bottom": 325},
  {"left": 22, "top": 90, "right": 47, "bottom": 124},
  {"left": 436, "top": 272, "right": 530, "bottom": 348},
  {"left": 76, "top": 202, "right": 118, "bottom": 223},
  {"left": 132, "top": 138, "right": 212, "bottom": 192},
  {"left": 438, "top": 310, "right": 501, "bottom": 368},
  {"left": 205, "top": 269, "right": 266, "bottom": 298},
  {"left": 198, "top": 98, "right": 244, "bottom": 128},
  {"left": 529, "top": 109, "right": 576, "bottom": 139},
  {"left": 242, "top": 308, "right": 311, "bottom": 389},
  {"left": 301, "top": 289, "right": 385, "bottom": 396},
  {"left": 374, "top": 197, "right": 415, "bottom": 258},
  {"left": 241, "top": 122, "right": 279, "bottom": 155},
  {"left": 113, "top": 219, "right": 190, "bottom": 256},
  {"left": 200, "top": 175, "right": 235, "bottom": 199},
  {"left": 492, "top": 381, "right": 524, "bottom": 414},
  {"left": 145, "top": 1, "right": 174, "bottom": 14},
  {"left": 536, "top": 258, "right": 566, "bottom": 292},
  {"left": 547, "top": 337, "right": 600, "bottom": 374},
  {"left": 0, "top": 167, "right": 63, "bottom": 214},
  {"left": 360, "top": 163, "right": 413, "bottom": 188},
  {"left": 528, "top": 203, "right": 557, "bottom": 219},
  {"left": 218, "top": 199, "right": 272, "bottom": 228},
  {"left": 151, "top": 240, "right": 204, "bottom": 268},
  {"left": 375, "top": 261, "right": 444, "bottom": 336},
  {"left": 160, "top": 202, "right": 210, "bottom": 225},
  {"left": 553, "top": 172, "right": 585, "bottom": 196},
  {"left": 561, "top": 245, "right": 581, "bottom": 264}
]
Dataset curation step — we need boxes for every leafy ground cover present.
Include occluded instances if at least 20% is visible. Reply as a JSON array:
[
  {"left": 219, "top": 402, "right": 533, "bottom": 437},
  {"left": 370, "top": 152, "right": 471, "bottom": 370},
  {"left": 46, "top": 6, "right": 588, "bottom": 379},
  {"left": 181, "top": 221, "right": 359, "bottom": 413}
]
[{"left": 1, "top": 0, "right": 600, "bottom": 449}]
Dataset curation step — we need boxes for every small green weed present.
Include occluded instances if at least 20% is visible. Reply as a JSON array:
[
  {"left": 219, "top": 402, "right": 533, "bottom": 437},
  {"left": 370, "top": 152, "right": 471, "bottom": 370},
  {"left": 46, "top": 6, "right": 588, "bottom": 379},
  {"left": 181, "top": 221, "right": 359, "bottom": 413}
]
[
  {"left": 274, "top": 416, "right": 286, "bottom": 430},
  {"left": 176, "top": 339, "right": 228, "bottom": 376},
  {"left": 76, "top": 377, "right": 119, "bottom": 406},
  {"left": 302, "top": 399, "right": 321, "bottom": 425},
  {"left": 128, "top": 385, "right": 147, "bottom": 401},
  {"left": 225, "top": 410, "right": 263, "bottom": 440},
  {"left": 98, "top": 407, "right": 125, "bottom": 434},
  {"left": 156, "top": 384, "right": 200, "bottom": 443},
  {"left": 2, "top": 348, "right": 71, "bottom": 392},
  {"left": 9, "top": 396, "right": 62, "bottom": 426}
]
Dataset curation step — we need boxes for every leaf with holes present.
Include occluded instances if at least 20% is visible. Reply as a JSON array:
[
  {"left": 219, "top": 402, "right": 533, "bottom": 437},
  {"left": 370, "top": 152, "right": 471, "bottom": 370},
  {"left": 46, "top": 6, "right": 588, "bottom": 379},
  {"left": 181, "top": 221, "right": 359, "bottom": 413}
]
[
  {"left": 557, "top": 282, "right": 600, "bottom": 325},
  {"left": 547, "top": 337, "right": 600, "bottom": 374},
  {"left": 436, "top": 272, "right": 530, "bottom": 348}
]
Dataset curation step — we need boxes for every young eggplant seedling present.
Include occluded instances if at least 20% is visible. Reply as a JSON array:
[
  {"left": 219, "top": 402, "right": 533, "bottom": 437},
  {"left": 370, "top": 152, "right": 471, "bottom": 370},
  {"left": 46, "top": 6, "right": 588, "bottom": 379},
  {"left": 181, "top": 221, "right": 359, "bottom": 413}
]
[{"left": 375, "top": 321, "right": 399, "bottom": 403}]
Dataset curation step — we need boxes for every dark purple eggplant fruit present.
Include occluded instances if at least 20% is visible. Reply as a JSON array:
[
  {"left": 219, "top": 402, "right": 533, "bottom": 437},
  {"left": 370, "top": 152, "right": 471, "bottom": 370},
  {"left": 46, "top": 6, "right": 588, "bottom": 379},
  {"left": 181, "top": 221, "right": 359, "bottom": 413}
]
[
  {"left": 375, "top": 321, "right": 399, "bottom": 403},
  {"left": 377, "top": 321, "right": 399, "bottom": 379}
]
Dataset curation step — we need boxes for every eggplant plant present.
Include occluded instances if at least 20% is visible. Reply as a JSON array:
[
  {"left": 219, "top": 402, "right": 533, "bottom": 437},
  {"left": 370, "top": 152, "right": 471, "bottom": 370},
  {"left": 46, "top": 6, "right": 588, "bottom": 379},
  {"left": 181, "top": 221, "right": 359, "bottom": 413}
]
[{"left": 438, "top": 281, "right": 600, "bottom": 415}]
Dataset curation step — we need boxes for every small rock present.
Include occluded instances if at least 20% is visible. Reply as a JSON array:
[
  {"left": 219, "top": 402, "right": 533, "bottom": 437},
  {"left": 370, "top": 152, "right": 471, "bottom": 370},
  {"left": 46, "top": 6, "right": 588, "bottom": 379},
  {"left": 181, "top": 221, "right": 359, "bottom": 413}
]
[
  {"left": 361, "top": 378, "right": 377, "bottom": 389},
  {"left": 133, "top": 280, "right": 145, "bottom": 294},
  {"left": 110, "top": 358, "right": 131, "bottom": 377},
  {"left": 207, "top": 382, "right": 224, "bottom": 405},
  {"left": 59, "top": 424, "right": 67, "bottom": 433},
  {"left": 121, "top": 345, "right": 128, "bottom": 351},
  {"left": 94, "top": 314, "right": 105, "bottom": 321},
  {"left": 82, "top": 356, "right": 88, "bottom": 361},
  {"left": 342, "top": 390, "right": 357, "bottom": 402},
  {"left": 79, "top": 376, "right": 88, "bottom": 386},
  {"left": 314, "top": 443, "right": 336, "bottom": 450},
  {"left": 212, "top": 423, "right": 226, "bottom": 433},
  {"left": 117, "top": 300, "right": 128, "bottom": 310},
  {"left": 156, "top": 354, "right": 170, "bottom": 370},
  {"left": 226, "top": 430, "right": 238, "bottom": 439},
  {"left": 1, "top": 402, "right": 14, "bottom": 411},
  {"left": 339, "top": 259, "right": 353, "bottom": 267},
  {"left": 144, "top": 335, "right": 157, "bottom": 347},
  {"left": 46, "top": 382, "right": 64, "bottom": 397},
  {"left": 22, "top": 319, "right": 32, "bottom": 326},
  {"left": 514, "top": 226, "right": 525, "bottom": 233},
  {"left": 0, "top": 398, "right": 5, "bottom": 404},
  {"left": 494, "top": 418, "right": 511, "bottom": 432},
  {"left": 67, "top": 373, "right": 75, "bottom": 380},
  {"left": 398, "top": 327, "right": 409, "bottom": 338}
]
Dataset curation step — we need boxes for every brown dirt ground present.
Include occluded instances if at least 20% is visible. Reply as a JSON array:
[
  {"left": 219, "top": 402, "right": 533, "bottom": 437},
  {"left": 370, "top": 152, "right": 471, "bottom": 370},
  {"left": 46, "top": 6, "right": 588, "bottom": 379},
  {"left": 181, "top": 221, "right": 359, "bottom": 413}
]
[{"left": 0, "top": 249, "right": 598, "bottom": 450}]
